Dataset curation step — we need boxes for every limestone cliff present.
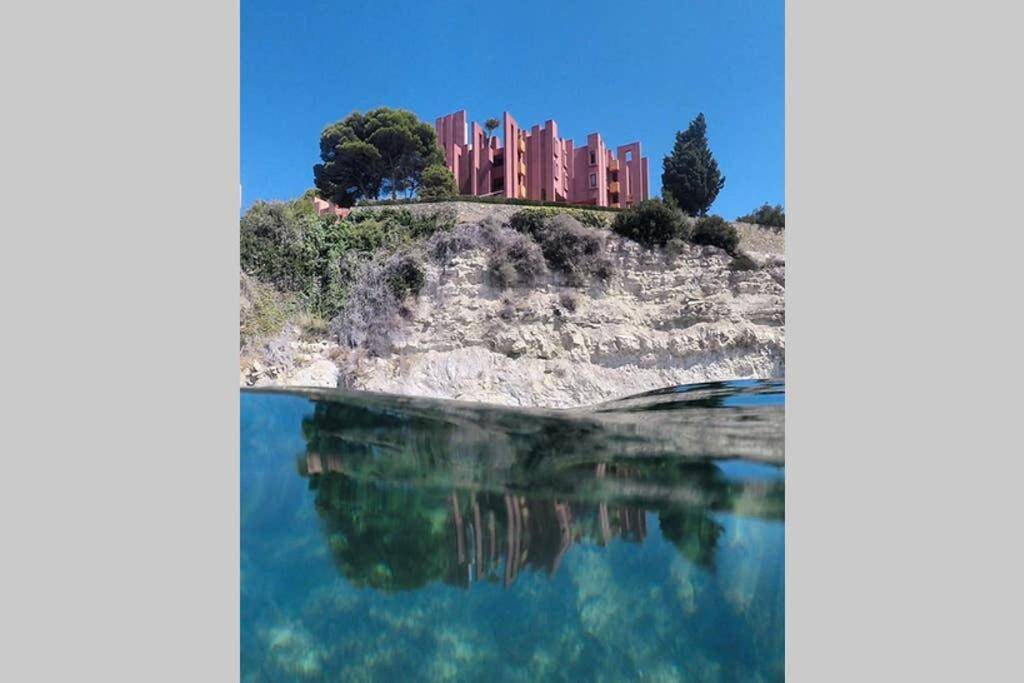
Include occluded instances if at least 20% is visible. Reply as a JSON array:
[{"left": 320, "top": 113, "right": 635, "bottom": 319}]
[{"left": 241, "top": 209, "right": 784, "bottom": 409}]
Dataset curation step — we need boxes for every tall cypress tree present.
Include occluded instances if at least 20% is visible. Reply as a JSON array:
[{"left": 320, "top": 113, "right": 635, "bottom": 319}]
[{"left": 661, "top": 113, "right": 726, "bottom": 216}]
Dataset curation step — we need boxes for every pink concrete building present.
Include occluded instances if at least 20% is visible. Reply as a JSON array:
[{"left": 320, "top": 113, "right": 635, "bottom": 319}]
[
  {"left": 435, "top": 109, "right": 649, "bottom": 208},
  {"left": 311, "top": 196, "right": 351, "bottom": 219}
]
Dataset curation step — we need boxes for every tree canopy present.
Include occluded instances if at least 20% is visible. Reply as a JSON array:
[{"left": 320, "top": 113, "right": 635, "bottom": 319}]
[
  {"left": 314, "top": 108, "right": 445, "bottom": 207},
  {"left": 661, "top": 113, "right": 726, "bottom": 217},
  {"left": 483, "top": 117, "right": 500, "bottom": 146},
  {"left": 418, "top": 164, "right": 457, "bottom": 200}
]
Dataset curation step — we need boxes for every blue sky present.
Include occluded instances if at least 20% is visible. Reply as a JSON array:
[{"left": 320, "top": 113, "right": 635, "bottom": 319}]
[{"left": 242, "top": 0, "right": 783, "bottom": 219}]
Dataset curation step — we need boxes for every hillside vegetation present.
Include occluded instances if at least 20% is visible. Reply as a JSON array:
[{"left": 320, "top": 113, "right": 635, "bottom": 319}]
[{"left": 240, "top": 196, "right": 762, "bottom": 359}]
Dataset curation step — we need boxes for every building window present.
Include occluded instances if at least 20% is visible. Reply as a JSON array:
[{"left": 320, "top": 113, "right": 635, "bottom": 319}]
[
  {"left": 625, "top": 150, "right": 634, "bottom": 161},
  {"left": 589, "top": 151, "right": 596, "bottom": 165},
  {"left": 589, "top": 173, "right": 597, "bottom": 188}
]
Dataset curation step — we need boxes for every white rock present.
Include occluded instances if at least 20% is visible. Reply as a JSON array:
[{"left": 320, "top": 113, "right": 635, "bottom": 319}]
[{"left": 240, "top": 223, "right": 785, "bottom": 409}]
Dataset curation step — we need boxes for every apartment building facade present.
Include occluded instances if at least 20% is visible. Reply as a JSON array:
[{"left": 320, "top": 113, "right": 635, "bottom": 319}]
[{"left": 435, "top": 109, "right": 649, "bottom": 209}]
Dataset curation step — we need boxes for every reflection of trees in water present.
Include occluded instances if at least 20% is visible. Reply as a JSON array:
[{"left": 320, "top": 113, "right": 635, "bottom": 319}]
[
  {"left": 297, "top": 394, "right": 782, "bottom": 592},
  {"left": 658, "top": 508, "right": 723, "bottom": 570},
  {"left": 308, "top": 471, "right": 449, "bottom": 591}
]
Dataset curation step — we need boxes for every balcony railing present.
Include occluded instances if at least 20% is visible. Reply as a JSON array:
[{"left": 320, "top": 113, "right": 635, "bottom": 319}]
[
  {"left": 608, "top": 181, "right": 621, "bottom": 193},
  {"left": 609, "top": 158, "right": 619, "bottom": 171}
]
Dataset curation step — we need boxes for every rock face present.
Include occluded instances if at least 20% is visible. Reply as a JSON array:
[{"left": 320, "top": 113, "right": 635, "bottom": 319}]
[{"left": 240, "top": 208, "right": 785, "bottom": 409}]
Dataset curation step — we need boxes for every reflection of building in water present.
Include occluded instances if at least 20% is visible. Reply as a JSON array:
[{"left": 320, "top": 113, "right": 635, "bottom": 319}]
[
  {"left": 303, "top": 452, "right": 650, "bottom": 591},
  {"left": 304, "top": 452, "right": 338, "bottom": 475},
  {"left": 444, "top": 464, "right": 650, "bottom": 589},
  {"left": 446, "top": 489, "right": 648, "bottom": 590}
]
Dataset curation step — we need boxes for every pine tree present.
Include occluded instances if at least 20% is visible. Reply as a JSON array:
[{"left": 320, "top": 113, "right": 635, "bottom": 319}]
[
  {"left": 314, "top": 107, "right": 444, "bottom": 206},
  {"left": 661, "top": 113, "right": 726, "bottom": 216}
]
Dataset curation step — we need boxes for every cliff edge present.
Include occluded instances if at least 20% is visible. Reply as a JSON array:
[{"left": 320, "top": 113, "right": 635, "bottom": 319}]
[{"left": 241, "top": 204, "right": 784, "bottom": 409}]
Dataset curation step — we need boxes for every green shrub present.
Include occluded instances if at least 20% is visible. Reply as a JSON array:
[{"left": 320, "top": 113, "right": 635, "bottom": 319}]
[
  {"left": 385, "top": 254, "right": 426, "bottom": 299},
  {"left": 736, "top": 203, "right": 785, "bottom": 227},
  {"left": 611, "top": 199, "right": 691, "bottom": 246},
  {"left": 509, "top": 208, "right": 549, "bottom": 237},
  {"left": 343, "top": 208, "right": 453, "bottom": 251},
  {"left": 666, "top": 237, "right": 688, "bottom": 258},
  {"left": 486, "top": 235, "right": 546, "bottom": 289},
  {"left": 337, "top": 213, "right": 391, "bottom": 253},
  {"left": 241, "top": 201, "right": 454, "bottom": 321},
  {"left": 509, "top": 206, "right": 606, "bottom": 231},
  {"left": 240, "top": 201, "right": 350, "bottom": 317},
  {"left": 566, "top": 209, "right": 605, "bottom": 228},
  {"left": 691, "top": 215, "right": 740, "bottom": 255},
  {"left": 240, "top": 201, "right": 311, "bottom": 290},
  {"left": 291, "top": 190, "right": 322, "bottom": 220},
  {"left": 729, "top": 252, "right": 760, "bottom": 271}
]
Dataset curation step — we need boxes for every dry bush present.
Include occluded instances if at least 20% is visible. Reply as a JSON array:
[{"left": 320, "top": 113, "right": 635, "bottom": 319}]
[
  {"left": 329, "top": 251, "right": 427, "bottom": 356},
  {"left": 486, "top": 234, "right": 546, "bottom": 289},
  {"left": 427, "top": 218, "right": 505, "bottom": 266},
  {"left": 532, "top": 214, "right": 612, "bottom": 286}
]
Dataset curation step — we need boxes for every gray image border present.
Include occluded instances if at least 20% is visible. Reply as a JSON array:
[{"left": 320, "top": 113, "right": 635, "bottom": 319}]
[{"left": 3, "top": 1, "right": 1022, "bottom": 680}]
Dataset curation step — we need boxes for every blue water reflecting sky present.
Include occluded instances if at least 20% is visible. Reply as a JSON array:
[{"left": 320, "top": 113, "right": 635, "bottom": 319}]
[{"left": 241, "top": 386, "right": 784, "bottom": 681}]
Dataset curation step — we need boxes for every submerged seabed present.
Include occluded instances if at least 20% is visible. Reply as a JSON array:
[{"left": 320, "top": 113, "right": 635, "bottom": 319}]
[{"left": 242, "top": 379, "right": 784, "bottom": 682}]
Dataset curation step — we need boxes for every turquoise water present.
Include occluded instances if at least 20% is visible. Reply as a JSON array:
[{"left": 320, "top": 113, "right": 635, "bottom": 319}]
[{"left": 241, "top": 380, "right": 784, "bottom": 681}]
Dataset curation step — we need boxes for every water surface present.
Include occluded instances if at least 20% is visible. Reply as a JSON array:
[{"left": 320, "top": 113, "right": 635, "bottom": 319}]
[{"left": 241, "top": 380, "right": 784, "bottom": 681}]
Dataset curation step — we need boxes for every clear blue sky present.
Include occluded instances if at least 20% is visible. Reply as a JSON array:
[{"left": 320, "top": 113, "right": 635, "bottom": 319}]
[{"left": 242, "top": 0, "right": 783, "bottom": 219}]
